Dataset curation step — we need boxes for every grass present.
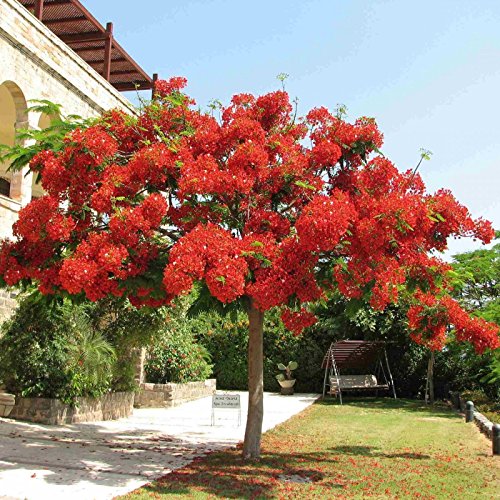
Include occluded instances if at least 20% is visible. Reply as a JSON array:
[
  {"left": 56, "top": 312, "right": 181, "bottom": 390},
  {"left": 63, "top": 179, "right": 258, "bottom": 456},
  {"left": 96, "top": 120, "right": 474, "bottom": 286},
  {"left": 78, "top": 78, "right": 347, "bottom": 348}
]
[{"left": 122, "top": 398, "right": 499, "bottom": 499}]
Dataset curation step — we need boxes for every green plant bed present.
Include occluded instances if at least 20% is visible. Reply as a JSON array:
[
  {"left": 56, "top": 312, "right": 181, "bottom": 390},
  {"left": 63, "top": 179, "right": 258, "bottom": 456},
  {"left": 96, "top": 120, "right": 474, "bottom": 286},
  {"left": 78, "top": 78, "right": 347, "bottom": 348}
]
[
  {"left": 0, "top": 293, "right": 164, "bottom": 404},
  {"left": 0, "top": 295, "right": 115, "bottom": 404},
  {"left": 144, "top": 323, "right": 212, "bottom": 384}
]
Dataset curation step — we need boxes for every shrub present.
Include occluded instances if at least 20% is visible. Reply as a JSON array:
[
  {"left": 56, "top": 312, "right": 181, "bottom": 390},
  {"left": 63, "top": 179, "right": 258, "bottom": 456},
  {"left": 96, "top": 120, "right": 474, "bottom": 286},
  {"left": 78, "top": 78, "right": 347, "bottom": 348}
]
[
  {"left": 196, "top": 308, "right": 330, "bottom": 392},
  {"left": 0, "top": 294, "right": 115, "bottom": 404},
  {"left": 92, "top": 297, "right": 168, "bottom": 391},
  {"left": 0, "top": 292, "right": 173, "bottom": 402},
  {"left": 145, "top": 328, "right": 212, "bottom": 384},
  {"left": 144, "top": 297, "right": 213, "bottom": 384}
]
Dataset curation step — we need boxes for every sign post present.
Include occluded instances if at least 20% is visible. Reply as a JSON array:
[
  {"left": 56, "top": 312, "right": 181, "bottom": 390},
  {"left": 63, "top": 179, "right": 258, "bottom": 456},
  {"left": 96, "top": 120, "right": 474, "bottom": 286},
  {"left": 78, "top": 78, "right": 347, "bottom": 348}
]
[{"left": 211, "top": 394, "right": 241, "bottom": 426}]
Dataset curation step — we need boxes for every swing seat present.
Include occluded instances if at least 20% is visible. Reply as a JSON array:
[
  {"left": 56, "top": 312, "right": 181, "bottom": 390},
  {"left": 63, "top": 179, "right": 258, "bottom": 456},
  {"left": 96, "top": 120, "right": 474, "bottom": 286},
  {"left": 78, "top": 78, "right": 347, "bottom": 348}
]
[
  {"left": 321, "top": 340, "right": 397, "bottom": 402},
  {"left": 329, "top": 374, "right": 389, "bottom": 395}
]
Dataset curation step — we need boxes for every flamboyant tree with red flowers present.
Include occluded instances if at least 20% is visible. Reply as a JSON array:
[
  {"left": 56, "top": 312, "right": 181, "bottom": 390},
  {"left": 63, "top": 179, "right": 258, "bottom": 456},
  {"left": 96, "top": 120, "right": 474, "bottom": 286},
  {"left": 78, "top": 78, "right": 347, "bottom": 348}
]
[{"left": 0, "top": 77, "right": 498, "bottom": 458}]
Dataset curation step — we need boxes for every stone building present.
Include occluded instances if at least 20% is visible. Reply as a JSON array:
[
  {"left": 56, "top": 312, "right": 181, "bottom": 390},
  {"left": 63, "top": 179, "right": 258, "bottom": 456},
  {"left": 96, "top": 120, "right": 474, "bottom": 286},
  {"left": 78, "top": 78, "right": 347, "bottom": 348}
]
[{"left": 0, "top": 0, "right": 155, "bottom": 318}]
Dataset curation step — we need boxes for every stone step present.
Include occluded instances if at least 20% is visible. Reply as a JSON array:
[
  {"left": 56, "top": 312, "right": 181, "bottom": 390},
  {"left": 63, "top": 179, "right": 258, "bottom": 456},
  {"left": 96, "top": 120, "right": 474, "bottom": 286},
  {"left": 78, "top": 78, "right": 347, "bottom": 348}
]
[
  {"left": 0, "top": 392, "right": 16, "bottom": 417},
  {"left": 0, "top": 392, "right": 15, "bottom": 405}
]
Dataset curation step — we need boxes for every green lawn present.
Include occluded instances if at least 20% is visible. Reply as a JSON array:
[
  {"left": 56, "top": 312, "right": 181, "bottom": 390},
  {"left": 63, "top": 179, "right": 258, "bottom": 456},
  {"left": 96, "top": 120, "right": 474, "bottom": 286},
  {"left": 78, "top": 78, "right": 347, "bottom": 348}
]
[{"left": 122, "top": 398, "right": 499, "bottom": 499}]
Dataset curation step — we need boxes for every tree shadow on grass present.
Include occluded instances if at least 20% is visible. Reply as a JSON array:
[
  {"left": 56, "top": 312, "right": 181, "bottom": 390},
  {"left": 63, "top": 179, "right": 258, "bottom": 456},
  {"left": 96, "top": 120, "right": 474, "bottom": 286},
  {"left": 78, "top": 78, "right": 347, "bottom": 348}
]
[
  {"left": 132, "top": 440, "right": 437, "bottom": 500},
  {"left": 329, "top": 445, "right": 430, "bottom": 460},
  {"left": 316, "top": 397, "right": 460, "bottom": 419},
  {"left": 132, "top": 449, "right": 351, "bottom": 499}
]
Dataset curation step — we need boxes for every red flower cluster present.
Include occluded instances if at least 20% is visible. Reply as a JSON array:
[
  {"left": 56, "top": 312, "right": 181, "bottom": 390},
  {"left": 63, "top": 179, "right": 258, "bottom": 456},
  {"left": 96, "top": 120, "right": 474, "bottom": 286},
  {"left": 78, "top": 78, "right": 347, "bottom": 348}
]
[
  {"left": 0, "top": 76, "right": 497, "bottom": 351},
  {"left": 14, "top": 196, "right": 75, "bottom": 243},
  {"left": 281, "top": 308, "right": 317, "bottom": 336},
  {"left": 163, "top": 224, "right": 249, "bottom": 303},
  {"left": 154, "top": 76, "right": 188, "bottom": 97},
  {"left": 408, "top": 292, "right": 499, "bottom": 353}
]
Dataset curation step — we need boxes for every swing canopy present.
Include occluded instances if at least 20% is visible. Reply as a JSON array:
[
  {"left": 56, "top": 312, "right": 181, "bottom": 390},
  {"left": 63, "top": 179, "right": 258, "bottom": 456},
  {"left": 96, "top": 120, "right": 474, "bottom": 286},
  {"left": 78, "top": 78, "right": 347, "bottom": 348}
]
[
  {"left": 321, "top": 340, "right": 387, "bottom": 371},
  {"left": 321, "top": 340, "right": 397, "bottom": 403}
]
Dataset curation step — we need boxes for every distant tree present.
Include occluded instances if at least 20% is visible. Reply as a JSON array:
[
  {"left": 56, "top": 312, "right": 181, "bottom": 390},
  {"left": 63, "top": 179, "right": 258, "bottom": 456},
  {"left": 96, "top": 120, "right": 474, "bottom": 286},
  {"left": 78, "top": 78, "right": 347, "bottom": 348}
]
[
  {"left": 451, "top": 234, "right": 500, "bottom": 387},
  {"left": 451, "top": 232, "right": 500, "bottom": 311},
  {"left": 0, "top": 77, "right": 498, "bottom": 458}
]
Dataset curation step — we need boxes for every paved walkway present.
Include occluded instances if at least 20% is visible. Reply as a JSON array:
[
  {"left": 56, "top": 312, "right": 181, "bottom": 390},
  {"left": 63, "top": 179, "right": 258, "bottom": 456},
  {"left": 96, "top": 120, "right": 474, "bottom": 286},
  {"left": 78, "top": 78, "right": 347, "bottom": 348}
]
[{"left": 0, "top": 392, "right": 318, "bottom": 499}]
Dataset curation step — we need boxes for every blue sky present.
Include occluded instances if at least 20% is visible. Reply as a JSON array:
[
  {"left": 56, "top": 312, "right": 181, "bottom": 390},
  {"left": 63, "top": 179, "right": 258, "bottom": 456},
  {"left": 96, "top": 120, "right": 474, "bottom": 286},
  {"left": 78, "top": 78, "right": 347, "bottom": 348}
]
[{"left": 85, "top": 0, "right": 500, "bottom": 258}]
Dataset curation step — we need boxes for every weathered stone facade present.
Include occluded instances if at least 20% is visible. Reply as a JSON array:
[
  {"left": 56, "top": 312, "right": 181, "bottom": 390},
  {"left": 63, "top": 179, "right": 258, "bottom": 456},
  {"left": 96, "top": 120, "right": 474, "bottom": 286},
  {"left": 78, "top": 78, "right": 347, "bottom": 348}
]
[
  {"left": 8, "top": 391, "right": 134, "bottom": 424},
  {"left": 134, "top": 379, "right": 217, "bottom": 409},
  {"left": 0, "top": 288, "right": 17, "bottom": 322}
]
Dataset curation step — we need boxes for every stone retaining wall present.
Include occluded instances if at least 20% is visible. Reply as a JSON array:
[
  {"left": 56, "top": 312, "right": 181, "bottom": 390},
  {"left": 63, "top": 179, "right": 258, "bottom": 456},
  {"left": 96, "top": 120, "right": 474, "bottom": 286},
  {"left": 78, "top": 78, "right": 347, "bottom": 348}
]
[
  {"left": 134, "top": 379, "right": 216, "bottom": 408},
  {"left": 8, "top": 391, "right": 134, "bottom": 425},
  {"left": 452, "top": 392, "right": 495, "bottom": 440}
]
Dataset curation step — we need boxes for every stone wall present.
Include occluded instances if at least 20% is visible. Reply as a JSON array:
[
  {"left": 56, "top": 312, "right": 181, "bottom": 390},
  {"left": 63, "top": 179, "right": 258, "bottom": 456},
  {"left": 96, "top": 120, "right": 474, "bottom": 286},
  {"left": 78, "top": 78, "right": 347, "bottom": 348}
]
[
  {"left": 0, "top": 288, "right": 17, "bottom": 322},
  {"left": 0, "top": 195, "right": 21, "bottom": 241},
  {"left": 134, "top": 379, "right": 217, "bottom": 408},
  {"left": 8, "top": 391, "right": 134, "bottom": 425},
  {"left": 0, "top": 391, "right": 15, "bottom": 417},
  {"left": 452, "top": 392, "right": 496, "bottom": 440}
]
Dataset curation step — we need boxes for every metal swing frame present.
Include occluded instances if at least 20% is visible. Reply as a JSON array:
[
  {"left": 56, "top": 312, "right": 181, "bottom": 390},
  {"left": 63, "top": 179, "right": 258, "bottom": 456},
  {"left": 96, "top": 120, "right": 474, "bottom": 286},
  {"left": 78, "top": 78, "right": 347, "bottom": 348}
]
[{"left": 322, "top": 340, "right": 397, "bottom": 405}]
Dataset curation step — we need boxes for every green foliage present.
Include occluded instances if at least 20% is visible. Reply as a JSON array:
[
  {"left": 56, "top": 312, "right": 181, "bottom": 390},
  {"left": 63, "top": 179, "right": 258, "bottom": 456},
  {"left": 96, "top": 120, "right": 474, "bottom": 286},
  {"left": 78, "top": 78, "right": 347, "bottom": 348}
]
[
  {"left": 276, "top": 361, "right": 298, "bottom": 381},
  {"left": 145, "top": 329, "right": 212, "bottom": 384},
  {"left": 0, "top": 292, "right": 176, "bottom": 402},
  {"left": 196, "top": 312, "right": 250, "bottom": 390},
  {"left": 144, "top": 297, "right": 212, "bottom": 383},
  {"left": 451, "top": 237, "right": 500, "bottom": 310},
  {"left": 0, "top": 293, "right": 115, "bottom": 404},
  {"left": 449, "top": 236, "right": 500, "bottom": 399},
  {"left": 196, "top": 308, "right": 328, "bottom": 392},
  {"left": 0, "top": 100, "right": 90, "bottom": 178},
  {"left": 186, "top": 286, "right": 498, "bottom": 399},
  {"left": 90, "top": 297, "right": 168, "bottom": 391},
  {"left": 66, "top": 315, "right": 116, "bottom": 396}
]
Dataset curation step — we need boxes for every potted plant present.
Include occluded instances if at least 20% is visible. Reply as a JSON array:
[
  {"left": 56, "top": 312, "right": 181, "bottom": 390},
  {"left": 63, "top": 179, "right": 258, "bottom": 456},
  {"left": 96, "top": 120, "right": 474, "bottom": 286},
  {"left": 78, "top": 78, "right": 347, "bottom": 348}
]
[{"left": 276, "top": 361, "right": 298, "bottom": 395}]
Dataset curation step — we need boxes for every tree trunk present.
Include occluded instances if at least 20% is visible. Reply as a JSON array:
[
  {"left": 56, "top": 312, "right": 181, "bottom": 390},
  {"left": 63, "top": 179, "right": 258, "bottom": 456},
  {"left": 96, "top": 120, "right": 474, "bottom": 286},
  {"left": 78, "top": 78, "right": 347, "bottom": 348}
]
[
  {"left": 242, "top": 299, "right": 264, "bottom": 459},
  {"left": 425, "top": 350, "right": 435, "bottom": 405}
]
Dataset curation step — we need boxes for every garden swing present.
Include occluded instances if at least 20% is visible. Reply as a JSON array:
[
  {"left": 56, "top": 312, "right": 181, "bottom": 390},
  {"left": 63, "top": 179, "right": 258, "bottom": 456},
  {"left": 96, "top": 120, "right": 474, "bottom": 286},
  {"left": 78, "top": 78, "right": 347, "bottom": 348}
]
[{"left": 321, "top": 340, "right": 397, "bottom": 404}]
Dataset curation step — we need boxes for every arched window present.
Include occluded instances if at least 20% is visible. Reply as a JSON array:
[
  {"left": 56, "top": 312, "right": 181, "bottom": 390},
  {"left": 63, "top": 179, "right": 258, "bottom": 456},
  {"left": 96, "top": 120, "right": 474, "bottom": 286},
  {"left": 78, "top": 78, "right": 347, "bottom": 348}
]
[{"left": 0, "top": 178, "right": 11, "bottom": 197}]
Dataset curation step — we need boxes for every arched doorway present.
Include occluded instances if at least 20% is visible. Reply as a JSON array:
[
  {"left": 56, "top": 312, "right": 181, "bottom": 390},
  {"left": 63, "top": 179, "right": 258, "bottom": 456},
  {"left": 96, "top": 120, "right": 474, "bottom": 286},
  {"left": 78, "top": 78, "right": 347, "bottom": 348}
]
[{"left": 0, "top": 81, "right": 28, "bottom": 202}]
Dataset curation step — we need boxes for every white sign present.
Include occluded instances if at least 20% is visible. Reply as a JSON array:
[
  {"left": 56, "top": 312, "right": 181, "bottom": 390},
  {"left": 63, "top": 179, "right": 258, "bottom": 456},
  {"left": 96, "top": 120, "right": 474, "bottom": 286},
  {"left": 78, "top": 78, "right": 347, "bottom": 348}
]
[
  {"left": 211, "top": 394, "right": 241, "bottom": 426},
  {"left": 212, "top": 394, "right": 240, "bottom": 408}
]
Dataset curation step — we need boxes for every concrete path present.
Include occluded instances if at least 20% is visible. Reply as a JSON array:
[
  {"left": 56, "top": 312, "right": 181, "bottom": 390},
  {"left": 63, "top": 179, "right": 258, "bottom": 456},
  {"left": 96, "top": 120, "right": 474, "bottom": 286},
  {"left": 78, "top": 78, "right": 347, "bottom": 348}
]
[{"left": 0, "top": 392, "right": 318, "bottom": 500}]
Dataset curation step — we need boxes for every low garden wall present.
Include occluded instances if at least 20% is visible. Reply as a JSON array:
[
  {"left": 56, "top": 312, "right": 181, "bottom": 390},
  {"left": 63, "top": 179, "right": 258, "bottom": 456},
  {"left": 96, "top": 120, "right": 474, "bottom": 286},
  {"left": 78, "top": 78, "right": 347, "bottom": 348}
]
[
  {"left": 451, "top": 392, "right": 495, "bottom": 439},
  {"left": 134, "top": 379, "right": 216, "bottom": 408},
  {"left": 8, "top": 391, "right": 134, "bottom": 425}
]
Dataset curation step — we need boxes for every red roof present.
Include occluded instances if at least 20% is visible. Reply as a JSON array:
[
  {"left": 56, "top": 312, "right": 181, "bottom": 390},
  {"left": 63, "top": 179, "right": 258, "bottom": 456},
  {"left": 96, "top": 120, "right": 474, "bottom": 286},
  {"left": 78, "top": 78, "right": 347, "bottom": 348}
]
[{"left": 18, "top": 0, "right": 155, "bottom": 92}]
